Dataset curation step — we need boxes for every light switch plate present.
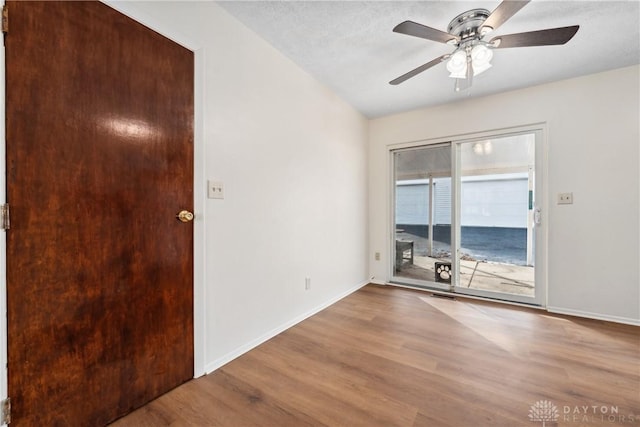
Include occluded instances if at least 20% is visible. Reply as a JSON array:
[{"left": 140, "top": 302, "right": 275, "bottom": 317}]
[{"left": 208, "top": 180, "right": 224, "bottom": 199}]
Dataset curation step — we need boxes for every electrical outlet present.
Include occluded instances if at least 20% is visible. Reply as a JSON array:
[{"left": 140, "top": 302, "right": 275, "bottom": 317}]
[
  {"left": 375, "top": 252, "right": 380, "bottom": 261},
  {"left": 305, "top": 277, "right": 311, "bottom": 290},
  {"left": 207, "top": 180, "right": 224, "bottom": 199},
  {"left": 558, "top": 192, "right": 573, "bottom": 205}
]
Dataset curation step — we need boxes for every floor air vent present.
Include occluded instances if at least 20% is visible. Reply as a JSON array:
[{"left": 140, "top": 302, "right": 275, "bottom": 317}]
[{"left": 431, "top": 293, "right": 456, "bottom": 300}]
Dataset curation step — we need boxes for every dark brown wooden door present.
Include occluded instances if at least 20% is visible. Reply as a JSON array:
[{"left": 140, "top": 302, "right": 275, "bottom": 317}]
[{"left": 5, "top": 2, "right": 194, "bottom": 425}]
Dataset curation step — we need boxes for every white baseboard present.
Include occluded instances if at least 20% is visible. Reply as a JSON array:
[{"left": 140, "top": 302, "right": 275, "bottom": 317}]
[
  {"left": 547, "top": 306, "right": 640, "bottom": 326},
  {"left": 369, "top": 278, "right": 386, "bottom": 285},
  {"left": 384, "top": 282, "right": 638, "bottom": 327},
  {"left": 204, "top": 280, "right": 369, "bottom": 374}
]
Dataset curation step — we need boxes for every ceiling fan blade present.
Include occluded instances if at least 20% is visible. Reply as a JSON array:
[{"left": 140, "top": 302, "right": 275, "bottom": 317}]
[
  {"left": 393, "top": 21, "right": 459, "bottom": 44},
  {"left": 490, "top": 25, "right": 579, "bottom": 49},
  {"left": 481, "top": 1, "right": 530, "bottom": 33},
  {"left": 389, "top": 55, "right": 450, "bottom": 85}
]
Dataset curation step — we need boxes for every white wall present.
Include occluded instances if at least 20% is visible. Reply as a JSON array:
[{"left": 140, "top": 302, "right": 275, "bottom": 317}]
[
  {"left": 108, "top": 2, "right": 369, "bottom": 372},
  {"left": 370, "top": 65, "right": 640, "bottom": 325}
]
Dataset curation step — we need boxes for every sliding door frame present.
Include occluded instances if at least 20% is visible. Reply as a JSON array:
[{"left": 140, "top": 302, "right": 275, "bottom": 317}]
[
  {"left": 389, "top": 141, "right": 453, "bottom": 291},
  {"left": 452, "top": 126, "right": 547, "bottom": 306},
  {"left": 388, "top": 123, "right": 548, "bottom": 307},
  {"left": 390, "top": 142, "right": 452, "bottom": 291}
]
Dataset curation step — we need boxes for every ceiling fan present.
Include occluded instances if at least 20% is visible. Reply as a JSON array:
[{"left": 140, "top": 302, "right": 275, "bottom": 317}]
[{"left": 389, "top": 0, "right": 579, "bottom": 91}]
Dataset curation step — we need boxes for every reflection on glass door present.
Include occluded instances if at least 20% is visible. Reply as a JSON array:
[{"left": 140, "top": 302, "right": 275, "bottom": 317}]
[
  {"left": 454, "top": 133, "right": 540, "bottom": 304},
  {"left": 392, "top": 144, "right": 452, "bottom": 289}
]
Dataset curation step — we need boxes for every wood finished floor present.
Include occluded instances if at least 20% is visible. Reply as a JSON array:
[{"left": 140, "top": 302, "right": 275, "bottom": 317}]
[{"left": 111, "top": 284, "right": 640, "bottom": 426}]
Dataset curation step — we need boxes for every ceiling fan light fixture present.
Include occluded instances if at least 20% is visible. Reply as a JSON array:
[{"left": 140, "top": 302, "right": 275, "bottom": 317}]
[
  {"left": 446, "top": 50, "right": 468, "bottom": 79},
  {"left": 473, "top": 61, "right": 492, "bottom": 76},
  {"left": 390, "top": 1, "right": 580, "bottom": 92},
  {"left": 471, "top": 44, "right": 493, "bottom": 76},
  {"left": 449, "top": 69, "right": 468, "bottom": 79}
]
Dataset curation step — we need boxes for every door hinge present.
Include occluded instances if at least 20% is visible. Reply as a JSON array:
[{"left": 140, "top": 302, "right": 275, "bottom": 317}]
[
  {"left": 1, "top": 6, "right": 7, "bottom": 34},
  {"left": 1, "top": 204, "right": 10, "bottom": 231},
  {"left": 0, "top": 397, "right": 10, "bottom": 425}
]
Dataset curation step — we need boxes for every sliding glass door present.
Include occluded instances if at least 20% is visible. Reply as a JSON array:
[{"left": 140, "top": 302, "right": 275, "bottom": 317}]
[
  {"left": 453, "top": 132, "right": 542, "bottom": 305},
  {"left": 392, "top": 144, "right": 452, "bottom": 290},
  {"left": 391, "top": 129, "right": 545, "bottom": 305}
]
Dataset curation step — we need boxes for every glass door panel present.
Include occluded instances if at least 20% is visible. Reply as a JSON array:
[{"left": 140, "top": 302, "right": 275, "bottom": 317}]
[
  {"left": 454, "top": 133, "right": 540, "bottom": 304},
  {"left": 392, "top": 144, "right": 452, "bottom": 289}
]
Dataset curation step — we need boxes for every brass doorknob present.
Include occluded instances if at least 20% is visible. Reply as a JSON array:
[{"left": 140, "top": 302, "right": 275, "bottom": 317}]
[{"left": 177, "top": 210, "right": 194, "bottom": 223}]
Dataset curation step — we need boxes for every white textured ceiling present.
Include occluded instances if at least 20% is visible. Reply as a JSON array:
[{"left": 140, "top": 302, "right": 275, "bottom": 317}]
[{"left": 217, "top": 1, "right": 640, "bottom": 118}]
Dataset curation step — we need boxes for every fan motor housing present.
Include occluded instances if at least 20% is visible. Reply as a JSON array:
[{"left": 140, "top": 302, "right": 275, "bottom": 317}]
[{"left": 447, "top": 8, "right": 490, "bottom": 40}]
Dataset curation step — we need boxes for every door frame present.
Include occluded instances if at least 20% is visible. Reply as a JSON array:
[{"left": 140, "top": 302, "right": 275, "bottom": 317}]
[
  {"left": 387, "top": 123, "right": 548, "bottom": 307},
  {"left": 452, "top": 127, "right": 547, "bottom": 306},
  {"left": 390, "top": 142, "right": 452, "bottom": 291},
  {"left": 0, "top": 0, "right": 208, "bottom": 408}
]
